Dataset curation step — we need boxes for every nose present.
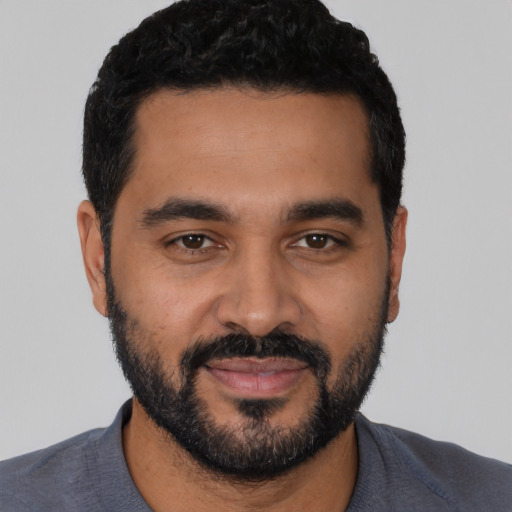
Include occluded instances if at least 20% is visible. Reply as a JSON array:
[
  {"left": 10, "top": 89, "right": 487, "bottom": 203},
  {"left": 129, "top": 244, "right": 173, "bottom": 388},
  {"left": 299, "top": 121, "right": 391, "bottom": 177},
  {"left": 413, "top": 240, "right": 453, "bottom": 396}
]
[{"left": 216, "top": 247, "right": 302, "bottom": 337}]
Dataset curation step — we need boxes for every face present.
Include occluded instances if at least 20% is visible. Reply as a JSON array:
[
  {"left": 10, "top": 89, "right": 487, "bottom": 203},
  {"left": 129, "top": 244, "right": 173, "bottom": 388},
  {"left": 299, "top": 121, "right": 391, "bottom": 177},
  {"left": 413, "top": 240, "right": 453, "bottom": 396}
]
[{"left": 79, "top": 88, "right": 406, "bottom": 479}]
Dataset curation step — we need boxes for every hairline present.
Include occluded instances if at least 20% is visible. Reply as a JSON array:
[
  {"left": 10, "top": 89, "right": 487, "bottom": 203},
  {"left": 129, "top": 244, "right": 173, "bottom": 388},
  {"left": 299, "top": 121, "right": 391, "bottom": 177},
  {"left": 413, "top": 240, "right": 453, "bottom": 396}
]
[
  {"left": 98, "top": 84, "right": 397, "bottom": 266},
  {"left": 105, "top": 84, "right": 376, "bottom": 224}
]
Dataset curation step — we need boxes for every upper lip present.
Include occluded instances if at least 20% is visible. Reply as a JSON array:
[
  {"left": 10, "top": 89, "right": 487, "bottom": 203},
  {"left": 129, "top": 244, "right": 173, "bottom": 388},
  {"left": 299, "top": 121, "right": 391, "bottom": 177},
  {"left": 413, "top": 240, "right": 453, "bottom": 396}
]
[{"left": 205, "top": 357, "right": 308, "bottom": 373}]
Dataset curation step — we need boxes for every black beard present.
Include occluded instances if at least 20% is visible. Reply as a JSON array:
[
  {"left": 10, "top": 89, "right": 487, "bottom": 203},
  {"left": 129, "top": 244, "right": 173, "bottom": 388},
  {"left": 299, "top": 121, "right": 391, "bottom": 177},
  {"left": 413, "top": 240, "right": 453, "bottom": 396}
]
[{"left": 107, "top": 278, "right": 388, "bottom": 481}]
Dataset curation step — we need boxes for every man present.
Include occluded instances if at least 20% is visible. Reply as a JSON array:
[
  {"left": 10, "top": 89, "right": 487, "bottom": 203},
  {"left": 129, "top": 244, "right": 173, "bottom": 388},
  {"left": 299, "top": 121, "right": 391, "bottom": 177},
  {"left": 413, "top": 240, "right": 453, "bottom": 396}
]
[{"left": 1, "top": 0, "right": 510, "bottom": 510}]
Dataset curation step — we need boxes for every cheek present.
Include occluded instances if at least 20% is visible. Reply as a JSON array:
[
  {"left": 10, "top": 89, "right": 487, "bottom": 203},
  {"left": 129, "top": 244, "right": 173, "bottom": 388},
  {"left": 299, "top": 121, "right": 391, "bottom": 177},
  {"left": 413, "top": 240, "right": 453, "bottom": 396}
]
[
  {"left": 302, "top": 263, "right": 388, "bottom": 353},
  {"left": 112, "top": 248, "right": 221, "bottom": 344}
]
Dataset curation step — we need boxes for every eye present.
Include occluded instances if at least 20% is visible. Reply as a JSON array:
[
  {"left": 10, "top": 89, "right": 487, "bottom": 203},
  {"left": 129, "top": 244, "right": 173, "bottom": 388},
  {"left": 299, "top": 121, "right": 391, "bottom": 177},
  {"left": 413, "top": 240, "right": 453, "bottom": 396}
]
[
  {"left": 293, "top": 233, "right": 343, "bottom": 249},
  {"left": 172, "top": 234, "right": 215, "bottom": 250}
]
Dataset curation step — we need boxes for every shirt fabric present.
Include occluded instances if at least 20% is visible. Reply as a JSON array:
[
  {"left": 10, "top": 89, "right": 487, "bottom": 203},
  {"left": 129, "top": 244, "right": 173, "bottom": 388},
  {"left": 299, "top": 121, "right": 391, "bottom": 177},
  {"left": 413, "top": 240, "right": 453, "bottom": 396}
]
[{"left": 1, "top": 401, "right": 511, "bottom": 511}]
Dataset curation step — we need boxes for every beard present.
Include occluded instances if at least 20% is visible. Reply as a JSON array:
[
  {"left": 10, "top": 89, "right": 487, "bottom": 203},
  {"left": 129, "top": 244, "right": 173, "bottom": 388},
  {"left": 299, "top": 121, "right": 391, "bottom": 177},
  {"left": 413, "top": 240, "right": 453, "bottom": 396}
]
[{"left": 107, "top": 276, "right": 389, "bottom": 481}]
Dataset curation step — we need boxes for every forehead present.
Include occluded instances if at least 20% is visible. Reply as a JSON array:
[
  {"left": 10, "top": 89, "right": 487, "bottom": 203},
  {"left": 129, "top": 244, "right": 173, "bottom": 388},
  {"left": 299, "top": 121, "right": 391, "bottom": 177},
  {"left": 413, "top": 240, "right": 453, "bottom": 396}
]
[{"left": 122, "top": 88, "right": 375, "bottom": 220}]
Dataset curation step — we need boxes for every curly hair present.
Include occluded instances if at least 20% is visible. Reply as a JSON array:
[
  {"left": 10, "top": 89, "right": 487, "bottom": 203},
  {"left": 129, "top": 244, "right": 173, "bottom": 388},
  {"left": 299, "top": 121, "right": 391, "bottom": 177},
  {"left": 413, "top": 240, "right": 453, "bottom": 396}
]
[{"left": 83, "top": 0, "right": 405, "bottom": 248}]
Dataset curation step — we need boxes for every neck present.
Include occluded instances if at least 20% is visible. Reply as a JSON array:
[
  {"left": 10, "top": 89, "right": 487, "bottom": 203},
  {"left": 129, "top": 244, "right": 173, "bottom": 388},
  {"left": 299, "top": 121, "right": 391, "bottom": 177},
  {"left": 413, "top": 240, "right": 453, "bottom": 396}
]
[{"left": 123, "top": 399, "right": 359, "bottom": 512}]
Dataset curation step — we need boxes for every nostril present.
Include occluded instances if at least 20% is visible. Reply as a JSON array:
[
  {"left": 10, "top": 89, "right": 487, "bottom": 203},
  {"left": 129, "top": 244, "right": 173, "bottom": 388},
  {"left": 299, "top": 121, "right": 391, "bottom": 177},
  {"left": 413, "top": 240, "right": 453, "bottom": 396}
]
[{"left": 223, "top": 322, "right": 251, "bottom": 336}]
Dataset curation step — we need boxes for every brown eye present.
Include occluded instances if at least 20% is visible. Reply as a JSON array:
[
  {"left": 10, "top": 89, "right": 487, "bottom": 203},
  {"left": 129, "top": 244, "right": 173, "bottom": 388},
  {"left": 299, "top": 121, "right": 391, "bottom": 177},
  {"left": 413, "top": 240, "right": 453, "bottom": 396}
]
[
  {"left": 292, "top": 233, "right": 343, "bottom": 250},
  {"left": 304, "top": 234, "right": 329, "bottom": 249},
  {"left": 180, "top": 234, "right": 206, "bottom": 249}
]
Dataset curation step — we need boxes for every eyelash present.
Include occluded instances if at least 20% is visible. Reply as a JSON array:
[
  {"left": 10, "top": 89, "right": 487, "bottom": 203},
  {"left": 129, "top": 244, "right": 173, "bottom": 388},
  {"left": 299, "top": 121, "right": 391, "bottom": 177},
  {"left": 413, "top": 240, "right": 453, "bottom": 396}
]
[
  {"left": 291, "top": 233, "right": 347, "bottom": 251},
  {"left": 166, "top": 234, "right": 217, "bottom": 253},
  {"left": 166, "top": 232, "right": 348, "bottom": 255}
]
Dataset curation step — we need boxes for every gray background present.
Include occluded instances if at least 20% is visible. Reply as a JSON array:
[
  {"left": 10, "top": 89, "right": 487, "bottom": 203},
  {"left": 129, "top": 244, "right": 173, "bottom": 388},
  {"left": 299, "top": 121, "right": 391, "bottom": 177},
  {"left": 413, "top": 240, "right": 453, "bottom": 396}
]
[{"left": 1, "top": 0, "right": 511, "bottom": 463}]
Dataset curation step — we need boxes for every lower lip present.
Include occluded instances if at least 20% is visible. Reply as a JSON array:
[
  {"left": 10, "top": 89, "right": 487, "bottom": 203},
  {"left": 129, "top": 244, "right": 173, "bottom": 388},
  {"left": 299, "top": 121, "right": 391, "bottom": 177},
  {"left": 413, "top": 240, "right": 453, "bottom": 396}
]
[{"left": 205, "top": 367, "right": 307, "bottom": 396}]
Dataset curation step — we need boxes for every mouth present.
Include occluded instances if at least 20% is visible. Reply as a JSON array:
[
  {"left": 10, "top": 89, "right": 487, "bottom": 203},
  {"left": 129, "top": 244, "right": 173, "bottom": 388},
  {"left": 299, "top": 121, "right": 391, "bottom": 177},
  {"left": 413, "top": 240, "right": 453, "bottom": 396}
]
[{"left": 204, "top": 357, "right": 309, "bottom": 397}]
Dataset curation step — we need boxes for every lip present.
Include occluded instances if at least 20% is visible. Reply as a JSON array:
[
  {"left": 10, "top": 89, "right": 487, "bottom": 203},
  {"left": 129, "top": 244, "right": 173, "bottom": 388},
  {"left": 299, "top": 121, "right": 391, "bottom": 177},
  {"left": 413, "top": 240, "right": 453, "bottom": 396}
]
[{"left": 204, "top": 357, "right": 308, "bottom": 396}]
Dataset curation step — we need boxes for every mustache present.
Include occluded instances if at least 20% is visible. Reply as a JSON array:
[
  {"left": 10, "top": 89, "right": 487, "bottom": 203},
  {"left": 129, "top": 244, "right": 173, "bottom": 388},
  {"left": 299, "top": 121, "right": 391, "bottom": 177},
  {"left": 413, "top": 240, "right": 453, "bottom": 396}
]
[{"left": 180, "top": 331, "right": 332, "bottom": 380}]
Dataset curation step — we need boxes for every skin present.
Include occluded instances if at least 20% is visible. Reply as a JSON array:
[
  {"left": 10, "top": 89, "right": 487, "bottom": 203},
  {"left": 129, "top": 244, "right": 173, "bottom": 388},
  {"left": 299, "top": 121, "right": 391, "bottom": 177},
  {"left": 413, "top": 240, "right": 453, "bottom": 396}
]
[{"left": 77, "top": 88, "right": 407, "bottom": 511}]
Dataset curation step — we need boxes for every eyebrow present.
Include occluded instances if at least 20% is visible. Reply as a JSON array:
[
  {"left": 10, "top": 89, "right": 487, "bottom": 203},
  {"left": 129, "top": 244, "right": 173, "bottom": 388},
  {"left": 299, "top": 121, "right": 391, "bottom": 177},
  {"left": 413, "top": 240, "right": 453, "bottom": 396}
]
[
  {"left": 139, "top": 197, "right": 235, "bottom": 227},
  {"left": 138, "top": 196, "right": 363, "bottom": 228},
  {"left": 286, "top": 199, "right": 363, "bottom": 225}
]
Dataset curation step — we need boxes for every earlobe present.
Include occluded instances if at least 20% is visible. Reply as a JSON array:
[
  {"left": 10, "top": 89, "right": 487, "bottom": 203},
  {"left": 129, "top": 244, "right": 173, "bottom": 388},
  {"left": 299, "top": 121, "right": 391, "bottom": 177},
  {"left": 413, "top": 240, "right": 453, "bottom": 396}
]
[
  {"left": 77, "top": 200, "right": 108, "bottom": 317},
  {"left": 387, "top": 206, "right": 407, "bottom": 323}
]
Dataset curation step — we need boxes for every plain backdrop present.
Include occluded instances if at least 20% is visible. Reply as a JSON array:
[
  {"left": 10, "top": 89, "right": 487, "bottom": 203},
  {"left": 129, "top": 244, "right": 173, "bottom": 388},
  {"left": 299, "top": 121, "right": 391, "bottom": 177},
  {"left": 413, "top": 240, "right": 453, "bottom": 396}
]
[{"left": 1, "top": 1, "right": 511, "bottom": 464}]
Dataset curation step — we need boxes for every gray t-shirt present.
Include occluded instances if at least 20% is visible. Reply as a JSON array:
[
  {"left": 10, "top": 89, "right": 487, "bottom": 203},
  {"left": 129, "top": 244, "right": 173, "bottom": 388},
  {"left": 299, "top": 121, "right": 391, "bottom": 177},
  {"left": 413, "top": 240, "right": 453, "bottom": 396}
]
[{"left": 1, "top": 401, "right": 511, "bottom": 511}]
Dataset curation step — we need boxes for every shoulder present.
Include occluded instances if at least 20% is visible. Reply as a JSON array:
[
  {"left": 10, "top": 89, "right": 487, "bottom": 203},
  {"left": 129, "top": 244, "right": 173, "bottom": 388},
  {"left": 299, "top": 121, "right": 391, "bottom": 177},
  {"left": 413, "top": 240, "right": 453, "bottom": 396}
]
[
  {"left": 0, "top": 402, "right": 145, "bottom": 512},
  {"left": 355, "top": 414, "right": 512, "bottom": 510},
  {"left": 0, "top": 427, "right": 107, "bottom": 511}
]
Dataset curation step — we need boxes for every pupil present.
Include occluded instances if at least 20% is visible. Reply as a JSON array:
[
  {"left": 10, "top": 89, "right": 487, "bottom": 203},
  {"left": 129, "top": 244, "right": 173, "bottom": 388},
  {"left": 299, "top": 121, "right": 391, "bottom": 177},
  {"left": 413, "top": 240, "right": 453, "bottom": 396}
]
[
  {"left": 183, "top": 235, "right": 204, "bottom": 249},
  {"left": 307, "top": 234, "right": 327, "bottom": 248}
]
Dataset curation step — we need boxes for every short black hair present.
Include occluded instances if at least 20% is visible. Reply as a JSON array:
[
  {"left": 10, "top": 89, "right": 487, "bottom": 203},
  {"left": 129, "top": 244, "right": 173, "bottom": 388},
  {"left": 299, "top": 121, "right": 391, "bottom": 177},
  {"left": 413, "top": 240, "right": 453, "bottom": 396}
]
[{"left": 83, "top": 0, "right": 405, "bottom": 249}]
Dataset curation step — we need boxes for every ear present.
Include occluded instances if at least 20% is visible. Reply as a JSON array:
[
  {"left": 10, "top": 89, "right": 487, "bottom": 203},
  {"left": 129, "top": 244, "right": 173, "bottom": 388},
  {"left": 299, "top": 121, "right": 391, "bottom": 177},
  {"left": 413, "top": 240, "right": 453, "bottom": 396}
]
[
  {"left": 387, "top": 206, "right": 407, "bottom": 323},
  {"left": 77, "top": 200, "right": 108, "bottom": 317}
]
